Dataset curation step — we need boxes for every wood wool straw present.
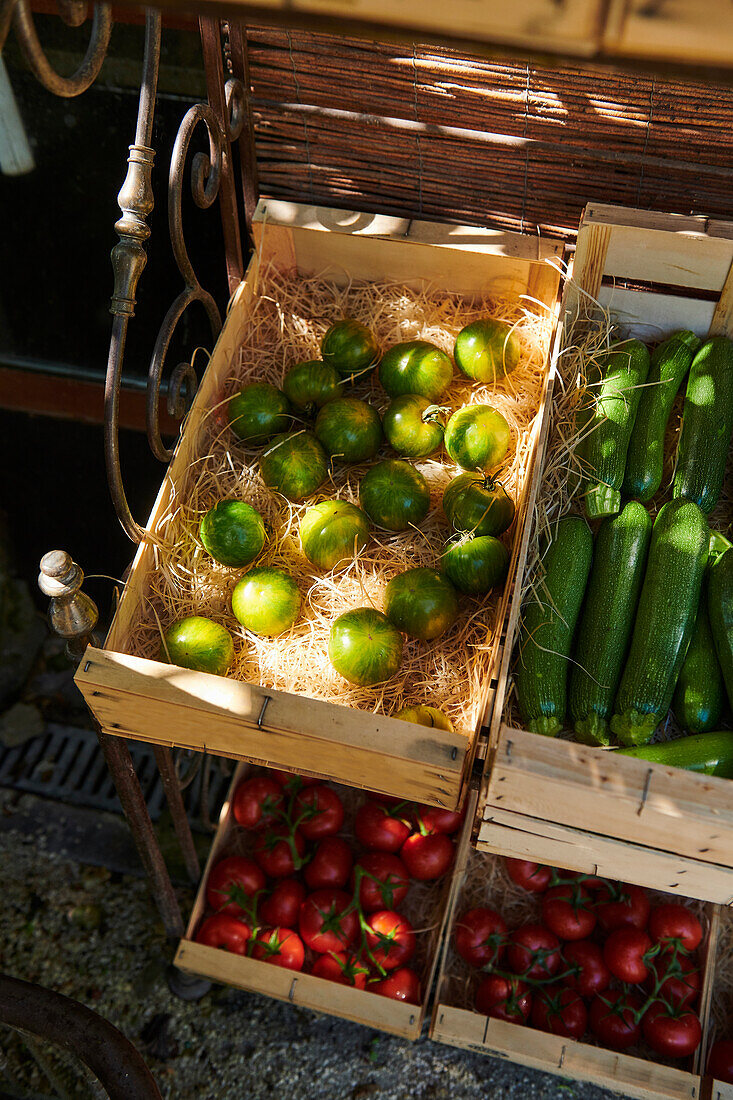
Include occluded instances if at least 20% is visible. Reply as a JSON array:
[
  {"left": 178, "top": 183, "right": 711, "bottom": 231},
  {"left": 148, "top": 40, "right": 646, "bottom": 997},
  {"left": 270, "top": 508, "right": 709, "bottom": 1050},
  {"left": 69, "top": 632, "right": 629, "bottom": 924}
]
[{"left": 121, "top": 261, "right": 554, "bottom": 733}]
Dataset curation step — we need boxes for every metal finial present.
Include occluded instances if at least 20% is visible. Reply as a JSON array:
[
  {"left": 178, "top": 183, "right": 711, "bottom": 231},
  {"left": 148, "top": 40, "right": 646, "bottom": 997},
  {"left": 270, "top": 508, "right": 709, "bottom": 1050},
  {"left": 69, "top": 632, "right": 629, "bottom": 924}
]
[{"left": 38, "top": 551, "right": 99, "bottom": 662}]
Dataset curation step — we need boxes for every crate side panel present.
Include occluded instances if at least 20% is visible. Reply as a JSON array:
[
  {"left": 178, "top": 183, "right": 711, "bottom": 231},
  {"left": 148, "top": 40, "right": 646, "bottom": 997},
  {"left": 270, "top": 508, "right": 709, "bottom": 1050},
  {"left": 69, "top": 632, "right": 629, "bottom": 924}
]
[
  {"left": 174, "top": 941, "right": 421, "bottom": 1039},
  {"left": 477, "top": 808, "right": 733, "bottom": 904}
]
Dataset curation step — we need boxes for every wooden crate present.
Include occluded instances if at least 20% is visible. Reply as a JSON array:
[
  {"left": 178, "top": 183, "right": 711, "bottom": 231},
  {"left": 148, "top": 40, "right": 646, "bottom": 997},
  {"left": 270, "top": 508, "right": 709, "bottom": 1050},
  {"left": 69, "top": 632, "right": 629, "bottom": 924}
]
[
  {"left": 478, "top": 203, "right": 733, "bottom": 902},
  {"left": 174, "top": 762, "right": 475, "bottom": 1038},
  {"left": 74, "top": 200, "right": 562, "bottom": 810},
  {"left": 431, "top": 830, "right": 719, "bottom": 1100}
]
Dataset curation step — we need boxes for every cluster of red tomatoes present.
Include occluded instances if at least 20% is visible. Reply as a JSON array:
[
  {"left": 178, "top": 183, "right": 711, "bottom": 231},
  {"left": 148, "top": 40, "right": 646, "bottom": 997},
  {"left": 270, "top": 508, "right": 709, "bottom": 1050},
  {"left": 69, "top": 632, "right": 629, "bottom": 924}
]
[
  {"left": 454, "top": 858, "right": 705, "bottom": 1060},
  {"left": 195, "top": 768, "right": 462, "bottom": 1003}
]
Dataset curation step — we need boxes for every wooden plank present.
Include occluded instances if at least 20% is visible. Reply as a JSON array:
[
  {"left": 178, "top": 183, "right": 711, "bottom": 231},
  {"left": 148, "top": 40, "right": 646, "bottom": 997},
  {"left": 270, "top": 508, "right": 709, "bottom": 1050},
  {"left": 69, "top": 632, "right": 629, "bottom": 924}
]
[
  {"left": 709, "top": 258, "right": 733, "bottom": 338},
  {"left": 596, "top": 285, "right": 716, "bottom": 340},
  {"left": 564, "top": 219, "right": 611, "bottom": 320},
  {"left": 253, "top": 197, "right": 564, "bottom": 301},
  {"left": 174, "top": 940, "right": 422, "bottom": 1038},
  {"left": 477, "top": 809, "right": 733, "bottom": 905},
  {"left": 75, "top": 648, "right": 466, "bottom": 807},
  {"left": 431, "top": 1006, "right": 697, "bottom": 1100},
  {"left": 696, "top": 907, "right": 722, "bottom": 1077},
  {"left": 486, "top": 726, "right": 733, "bottom": 871},
  {"left": 605, "top": 0, "right": 733, "bottom": 68},
  {"left": 599, "top": 226, "right": 733, "bottom": 294}
]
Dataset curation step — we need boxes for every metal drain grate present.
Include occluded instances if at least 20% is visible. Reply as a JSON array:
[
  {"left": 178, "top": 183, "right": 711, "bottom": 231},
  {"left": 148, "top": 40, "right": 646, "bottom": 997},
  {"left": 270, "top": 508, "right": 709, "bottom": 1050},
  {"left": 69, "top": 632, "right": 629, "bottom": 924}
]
[{"left": 0, "top": 723, "right": 230, "bottom": 822}]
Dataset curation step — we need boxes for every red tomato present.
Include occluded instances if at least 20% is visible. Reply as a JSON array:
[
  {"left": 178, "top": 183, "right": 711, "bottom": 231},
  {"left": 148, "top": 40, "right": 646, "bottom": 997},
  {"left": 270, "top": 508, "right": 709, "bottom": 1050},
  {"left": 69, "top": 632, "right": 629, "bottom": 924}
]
[
  {"left": 566, "top": 870, "right": 607, "bottom": 891},
  {"left": 355, "top": 801, "right": 411, "bottom": 853},
  {"left": 595, "top": 882, "right": 650, "bottom": 933},
  {"left": 400, "top": 833, "right": 454, "bottom": 881},
  {"left": 531, "top": 987, "right": 587, "bottom": 1040},
  {"left": 504, "top": 859, "right": 552, "bottom": 893},
  {"left": 311, "top": 951, "right": 369, "bottom": 989},
  {"left": 541, "top": 884, "right": 596, "bottom": 941},
  {"left": 506, "top": 924, "right": 561, "bottom": 979},
  {"left": 475, "top": 975, "right": 532, "bottom": 1024},
  {"left": 365, "top": 910, "right": 415, "bottom": 971},
  {"left": 603, "top": 927, "right": 652, "bottom": 984},
  {"left": 232, "top": 776, "right": 284, "bottom": 831},
  {"left": 648, "top": 904, "right": 703, "bottom": 953},
  {"left": 454, "top": 907, "right": 507, "bottom": 970},
  {"left": 195, "top": 913, "right": 251, "bottom": 954},
  {"left": 253, "top": 826, "right": 306, "bottom": 878},
  {"left": 352, "top": 853, "right": 409, "bottom": 913},
  {"left": 269, "top": 769, "right": 321, "bottom": 790},
  {"left": 250, "top": 927, "right": 305, "bottom": 971},
  {"left": 644, "top": 953, "right": 701, "bottom": 1008},
  {"left": 294, "top": 785, "right": 345, "bottom": 840},
  {"left": 414, "top": 804, "right": 465, "bottom": 835},
  {"left": 371, "top": 967, "right": 421, "bottom": 1004},
  {"left": 589, "top": 990, "right": 642, "bottom": 1051},
  {"left": 642, "top": 1002, "right": 702, "bottom": 1059},
  {"left": 305, "top": 837, "right": 353, "bottom": 890},
  {"left": 299, "top": 888, "right": 359, "bottom": 954},
  {"left": 260, "top": 878, "right": 306, "bottom": 928},
  {"left": 708, "top": 1040, "right": 733, "bottom": 1083},
  {"left": 562, "top": 940, "right": 611, "bottom": 998},
  {"left": 205, "top": 856, "right": 265, "bottom": 915}
]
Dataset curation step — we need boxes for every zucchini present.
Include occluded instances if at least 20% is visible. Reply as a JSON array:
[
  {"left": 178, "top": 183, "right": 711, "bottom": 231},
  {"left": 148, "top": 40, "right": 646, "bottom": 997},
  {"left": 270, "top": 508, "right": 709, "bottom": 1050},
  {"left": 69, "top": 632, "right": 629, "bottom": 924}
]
[
  {"left": 622, "top": 331, "right": 700, "bottom": 502},
  {"left": 515, "top": 514, "right": 593, "bottom": 737},
  {"left": 672, "top": 582, "right": 725, "bottom": 733},
  {"left": 709, "top": 529, "right": 733, "bottom": 569},
  {"left": 610, "top": 499, "right": 709, "bottom": 746},
  {"left": 708, "top": 547, "right": 733, "bottom": 709},
  {"left": 673, "top": 336, "right": 733, "bottom": 514},
  {"left": 569, "top": 502, "right": 652, "bottom": 746},
  {"left": 616, "top": 731, "right": 733, "bottom": 777},
  {"left": 579, "top": 339, "right": 650, "bottom": 520}
]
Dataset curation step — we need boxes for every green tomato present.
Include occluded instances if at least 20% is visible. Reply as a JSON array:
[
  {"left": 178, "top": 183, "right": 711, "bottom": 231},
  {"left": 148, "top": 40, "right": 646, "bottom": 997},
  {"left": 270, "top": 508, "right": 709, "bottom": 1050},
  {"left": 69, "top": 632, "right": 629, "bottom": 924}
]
[
  {"left": 443, "top": 473, "right": 515, "bottom": 537},
  {"left": 384, "top": 567, "right": 459, "bottom": 642},
  {"left": 229, "top": 383, "right": 292, "bottom": 442},
  {"left": 379, "top": 341, "right": 453, "bottom": 400},
  {"left": 359, "top": 459, "right": 430, "bottom": 531},
  {"left": 300, "top": 501, "right": 370, "bottom": 569},
  {"left": 199, "top": 500, "right": 266, "bottom": 568},
  {"left": 321, "top": 318, "right": 380, "bottom": 380},
  {"left": 393, "top": 705, "right": 454, "bottom": 731},
  {"left": 260, "top": 432, "right": 328, "bottom": 502},
  {"left": 444, "top": 404, "right": 510, "bottom": 471},
  {"left": 162, "top": 616, "right": 234, "bottom": 676},
  {"left": 283, "top": 360, "right": 342, "bottom": 413},
  {"left": 315, "top": 397, "right": 383, "bottom": 464},
  {"left": 441, "top": 535, "right": 510, "bottom": 595},
  {"left": 232, "top": 567, "right": 301, "bottom": 636},
  {"left": 329, "top": 608, "right": 403, "bottom": 686},
  {"left": 454, "top": 319, "right": 520, "bottom": 383},
  {"left": 382, "top": 395, "right": 446, "bottom": 458}
]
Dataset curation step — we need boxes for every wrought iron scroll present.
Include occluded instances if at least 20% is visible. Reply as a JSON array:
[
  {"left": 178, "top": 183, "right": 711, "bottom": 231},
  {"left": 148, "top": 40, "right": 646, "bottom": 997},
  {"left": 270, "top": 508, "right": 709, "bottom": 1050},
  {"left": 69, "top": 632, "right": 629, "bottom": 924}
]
[
  {"left": 105, "top": 16, "right": 247, "bottom": 539},
  {"left": 7, "top": 0, "right": 112, "bottom": 97}
]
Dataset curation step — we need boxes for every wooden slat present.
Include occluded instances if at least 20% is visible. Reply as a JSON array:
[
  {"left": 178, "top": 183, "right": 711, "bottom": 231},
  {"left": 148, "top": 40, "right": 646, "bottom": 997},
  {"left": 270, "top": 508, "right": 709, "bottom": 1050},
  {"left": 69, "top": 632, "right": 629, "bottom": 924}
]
[
  {"left": 596, "top": 286, "right": 716, "bottom": 340},
  {"left": 253, "top": 199, "right": 564, "bottom": 297},
  {"left": 477, "top": 807, "right": 733, "bottom": 904},
  {"left": 75, "top": 648, "right": 466, "bottom": 806},
  {"left": 175, "top": 940, "right": 422, "bottom": 1037},
  {"left": 487, "top": 726, "right": 733, "bottom": 871},
  {"left": 431, "top": 1006, "right": 697, "bottom": 1100}
]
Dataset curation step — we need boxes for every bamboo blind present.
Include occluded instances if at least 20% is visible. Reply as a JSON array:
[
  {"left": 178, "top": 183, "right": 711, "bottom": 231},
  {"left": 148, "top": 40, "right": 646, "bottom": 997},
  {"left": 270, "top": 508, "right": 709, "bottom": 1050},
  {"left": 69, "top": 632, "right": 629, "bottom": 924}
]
[{"left": 247, "top": 29, "right": 733, "bottom": 237}]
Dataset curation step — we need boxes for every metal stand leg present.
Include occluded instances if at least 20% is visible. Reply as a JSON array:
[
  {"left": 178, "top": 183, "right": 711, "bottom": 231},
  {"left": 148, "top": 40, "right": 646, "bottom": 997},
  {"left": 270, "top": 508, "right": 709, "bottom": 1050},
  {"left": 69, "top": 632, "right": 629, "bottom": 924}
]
[
  {"left": 152, "top": 745, "right": 200, "bottom": 883},
  {"left": 96, "top": 730, "right": 184, "bottom": 939}
]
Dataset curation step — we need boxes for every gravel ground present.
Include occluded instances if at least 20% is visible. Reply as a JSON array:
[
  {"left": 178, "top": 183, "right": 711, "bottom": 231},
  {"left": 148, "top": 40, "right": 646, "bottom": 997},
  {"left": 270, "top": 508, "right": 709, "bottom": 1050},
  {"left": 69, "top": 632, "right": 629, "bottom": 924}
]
[{"left": 0, "top": 826, "right": 624, "bottom": 1100}]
